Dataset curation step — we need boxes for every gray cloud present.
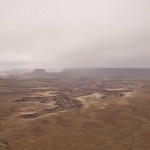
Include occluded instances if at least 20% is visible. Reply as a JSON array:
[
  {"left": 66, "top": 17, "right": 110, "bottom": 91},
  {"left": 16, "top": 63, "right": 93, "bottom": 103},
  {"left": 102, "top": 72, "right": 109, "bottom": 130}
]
[{"left": 0, "top": 0, "right": 150, "bottom": 70}]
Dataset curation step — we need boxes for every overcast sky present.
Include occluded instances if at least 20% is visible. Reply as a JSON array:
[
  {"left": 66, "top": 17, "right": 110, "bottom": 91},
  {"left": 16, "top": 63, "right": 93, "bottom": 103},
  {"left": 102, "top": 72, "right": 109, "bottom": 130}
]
[{"left": 0, "top": 0, "right": 150, "bottom": 70}]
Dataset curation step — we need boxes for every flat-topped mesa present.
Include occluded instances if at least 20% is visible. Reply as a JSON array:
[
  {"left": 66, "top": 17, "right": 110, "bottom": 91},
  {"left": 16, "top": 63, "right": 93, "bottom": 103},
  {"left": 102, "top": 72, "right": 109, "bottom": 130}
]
[
  {"left": 62, "top": 68, "right": 150, "bottom": 78},
  {"left": 23, "top": 69, "right": 49, "bottom": 78},
  {"left": 32, "top": 69, "right": 47, "bottom": 75}
]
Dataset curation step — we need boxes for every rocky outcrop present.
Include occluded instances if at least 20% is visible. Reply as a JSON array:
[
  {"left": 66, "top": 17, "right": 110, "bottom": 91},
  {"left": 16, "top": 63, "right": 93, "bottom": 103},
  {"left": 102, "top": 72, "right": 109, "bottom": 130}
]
[
  {"left": 15, "top": 94, "right": 83, "bottom": 119},
  {"left": 101, "top": 90, "right": 125, "bottom": 99}
]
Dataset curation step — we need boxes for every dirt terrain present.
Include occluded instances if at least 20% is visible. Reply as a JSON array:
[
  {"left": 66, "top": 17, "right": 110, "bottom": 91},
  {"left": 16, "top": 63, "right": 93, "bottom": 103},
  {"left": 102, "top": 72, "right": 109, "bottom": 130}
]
[{"left": 0, "top": 75, "right": 150, "bottom": 150}]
